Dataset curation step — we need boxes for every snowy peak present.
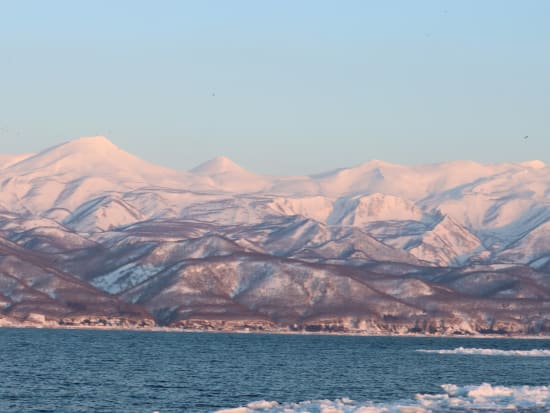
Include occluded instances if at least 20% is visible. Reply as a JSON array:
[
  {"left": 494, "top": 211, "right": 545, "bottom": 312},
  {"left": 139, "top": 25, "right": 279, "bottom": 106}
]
[
  {"left": 191, "top": 156, "right": 246, "bottom": 175},
  {"left": 6, "top": 136, "right": 126, "bottom": 173},
  {"left": 356, "top": 159, "right": 400, "bottom": 170},
  {"left": 3, "top": 136, "right": 190, "bottom": 185},
  {"left": 0, "top": 136, "right": 216, "bottom": 213},
  {"left": 22, "top": 136, "right": 119, "bottom": 165},
  {"left": 520, "top": 160, "right": 546, "bottom": 169},
  {"left": 191, "top": 156, "right": 270, "bottom": 193},
  {"left": 62, "top": 135, "right": 118, "bottom": 151},
  {"left": 3, "top": 136, "right": 550, "bottom": 267}
]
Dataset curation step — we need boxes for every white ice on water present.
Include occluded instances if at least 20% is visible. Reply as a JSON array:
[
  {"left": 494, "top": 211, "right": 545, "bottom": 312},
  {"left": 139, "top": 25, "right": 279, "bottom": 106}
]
[
  {"left": 417, "top": 347, "right": 550, "bottom": 356},
  {"left": 215, "top": 383, "right": 550, "bottom": 413}
]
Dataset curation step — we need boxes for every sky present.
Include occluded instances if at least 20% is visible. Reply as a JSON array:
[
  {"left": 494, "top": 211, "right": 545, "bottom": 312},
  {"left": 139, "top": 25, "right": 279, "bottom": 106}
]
[{"left": 0, "top": 0, "right": 548, "bottom": 175}]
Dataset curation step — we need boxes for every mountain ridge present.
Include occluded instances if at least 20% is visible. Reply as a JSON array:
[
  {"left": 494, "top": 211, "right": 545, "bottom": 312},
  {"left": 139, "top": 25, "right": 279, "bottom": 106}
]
[{"left": 1, "top": 137, "right": 550, "bottom": 335}]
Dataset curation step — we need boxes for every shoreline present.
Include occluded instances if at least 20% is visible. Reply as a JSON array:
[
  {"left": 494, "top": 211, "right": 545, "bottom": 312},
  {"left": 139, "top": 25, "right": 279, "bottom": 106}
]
[{"left": 2, "top": 323, "right": 550, "bottom": 340}]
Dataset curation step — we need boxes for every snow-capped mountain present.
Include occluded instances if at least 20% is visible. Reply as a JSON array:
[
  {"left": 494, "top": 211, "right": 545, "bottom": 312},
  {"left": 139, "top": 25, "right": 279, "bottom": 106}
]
[
  {"left": 1, "top": 136, "right": 549, "bottom": 334},
  {"left": 191, "top": 155, "right": 271, "bottom": 193},
  {"left": 0, "top": 153, "right": 33, "bottom": 169}
]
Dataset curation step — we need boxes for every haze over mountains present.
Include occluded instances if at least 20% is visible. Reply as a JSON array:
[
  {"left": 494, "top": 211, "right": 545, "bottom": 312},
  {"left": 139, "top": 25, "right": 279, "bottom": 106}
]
[{"left": 1, "top": 136, "right": 549, "bottom": 335}]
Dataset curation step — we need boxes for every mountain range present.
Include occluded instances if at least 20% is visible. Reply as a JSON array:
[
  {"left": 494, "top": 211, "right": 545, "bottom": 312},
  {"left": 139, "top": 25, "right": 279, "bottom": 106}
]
[{"left": 1, "top": 136, "right": 549, "bottom": 335}]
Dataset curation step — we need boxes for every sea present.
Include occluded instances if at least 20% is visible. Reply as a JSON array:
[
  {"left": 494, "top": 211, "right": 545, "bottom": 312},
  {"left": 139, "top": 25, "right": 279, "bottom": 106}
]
[{"left": 1, "top": 328, "right": 549, "bottom": 412}]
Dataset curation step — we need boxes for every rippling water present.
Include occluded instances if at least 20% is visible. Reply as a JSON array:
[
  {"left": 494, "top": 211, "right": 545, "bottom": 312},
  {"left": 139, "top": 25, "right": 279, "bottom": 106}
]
[{"left": 1, "top": 328, "right": 549, "bottom": 412}]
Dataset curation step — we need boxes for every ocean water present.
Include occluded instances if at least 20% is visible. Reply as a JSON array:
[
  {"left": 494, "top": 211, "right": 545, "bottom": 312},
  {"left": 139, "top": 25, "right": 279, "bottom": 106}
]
[{"left": 1, "top": 329, "right": 549, "bottom": 412}]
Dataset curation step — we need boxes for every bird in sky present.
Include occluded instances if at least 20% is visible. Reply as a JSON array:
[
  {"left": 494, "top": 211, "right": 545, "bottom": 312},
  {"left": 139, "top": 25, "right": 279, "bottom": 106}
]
[{"left": 523, "top": 135, "right": 529, "bottom": 140}]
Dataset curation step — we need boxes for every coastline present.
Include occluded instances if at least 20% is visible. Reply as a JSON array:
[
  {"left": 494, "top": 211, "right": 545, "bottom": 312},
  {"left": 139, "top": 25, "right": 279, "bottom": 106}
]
[{"left": 2, "top": 322, "right": 550, "bottom": 340}]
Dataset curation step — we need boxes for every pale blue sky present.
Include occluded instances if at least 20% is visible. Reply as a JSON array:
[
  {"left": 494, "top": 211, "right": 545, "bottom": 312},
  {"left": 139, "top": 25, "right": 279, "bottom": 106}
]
[{"left": 0, "top": 1, "right": 548, "bottom": 174}]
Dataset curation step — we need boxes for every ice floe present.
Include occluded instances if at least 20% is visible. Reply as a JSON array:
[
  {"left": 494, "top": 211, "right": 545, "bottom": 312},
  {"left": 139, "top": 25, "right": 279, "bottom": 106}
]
[
  {"left": 215, "top": 383, "right": 550, "bottom": 412},
  {"left": 417, "top": 347, "right": 550, "bottom": 356}
]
